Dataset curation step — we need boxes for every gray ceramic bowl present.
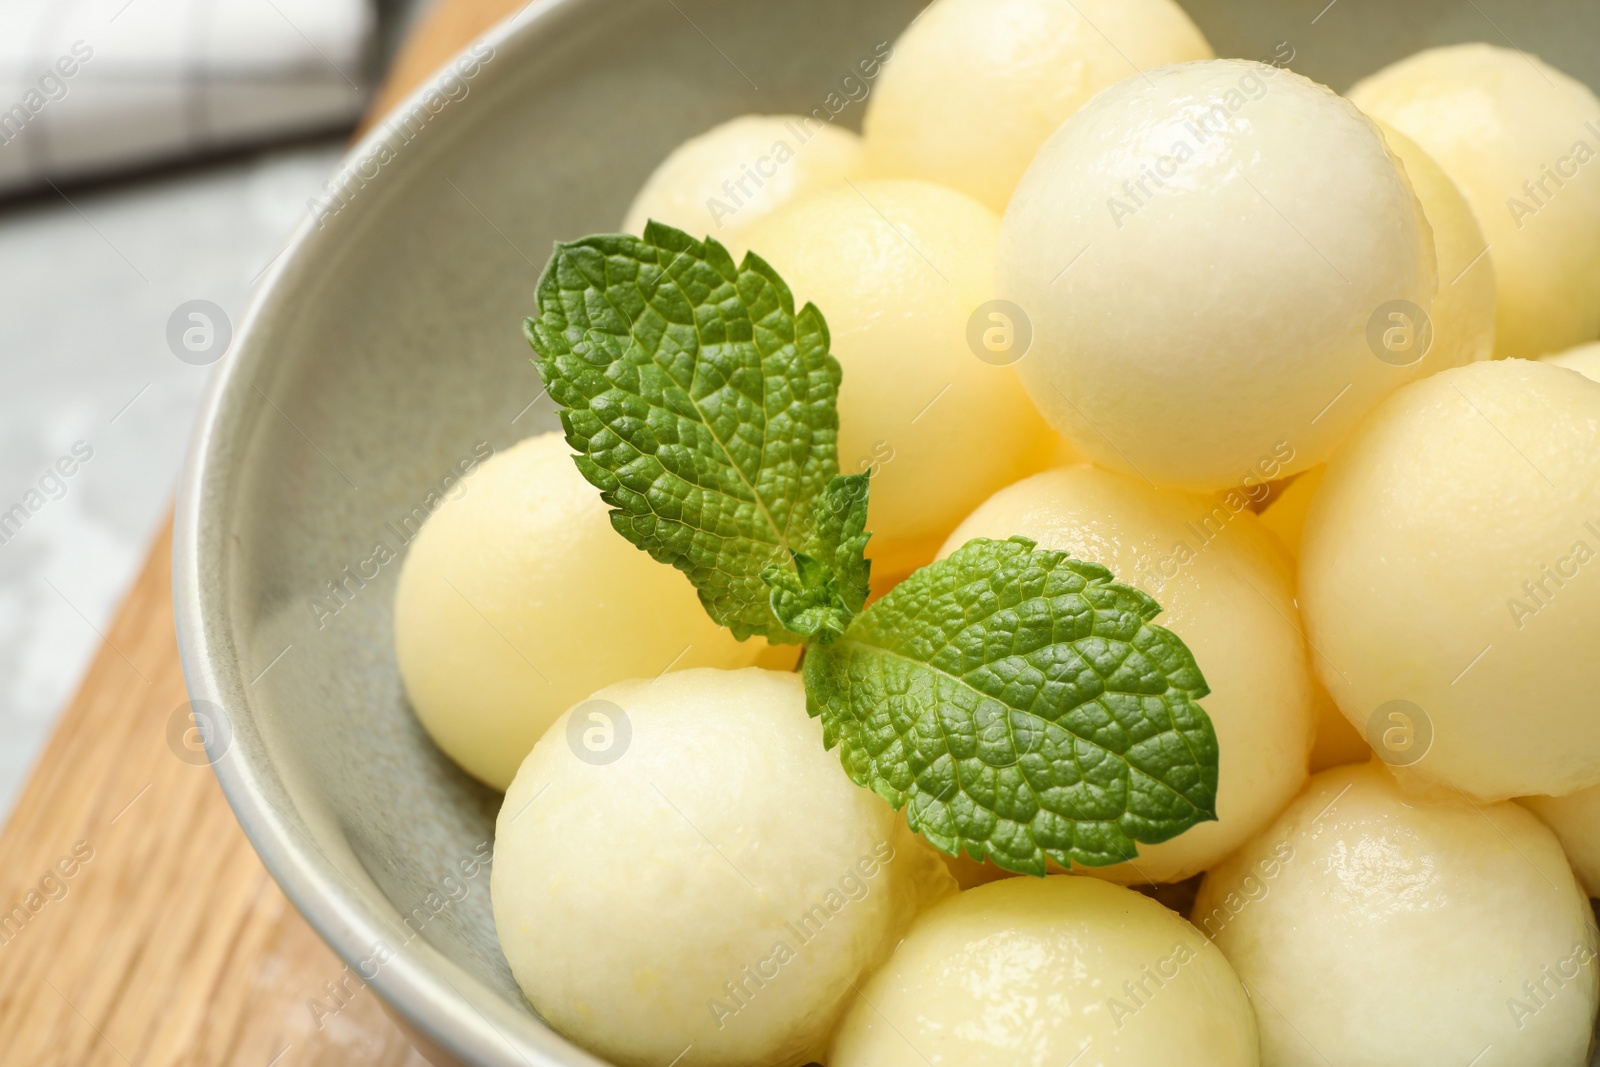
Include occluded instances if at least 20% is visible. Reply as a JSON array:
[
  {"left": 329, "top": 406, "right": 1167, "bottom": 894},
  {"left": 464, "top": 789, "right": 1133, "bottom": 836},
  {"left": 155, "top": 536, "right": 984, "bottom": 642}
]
[{"left": 173, "top": 1, "right": 1600, "bottom": 1064}]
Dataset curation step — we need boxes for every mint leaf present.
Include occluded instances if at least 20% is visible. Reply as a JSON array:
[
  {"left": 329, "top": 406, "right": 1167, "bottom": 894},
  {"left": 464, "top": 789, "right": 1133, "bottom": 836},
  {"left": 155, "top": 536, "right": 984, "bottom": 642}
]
[
  {"left": 761, "top": 473, "right": 872, "bottom": 642},
  {"left": 806, "top": 473, "right": 872, "bottom": 615},
  {"left": 804, "top": 536, "right": 1218, "bottom": 876},
  {"left": 525, "top": 222, "right": 843, "bottom": 643}
]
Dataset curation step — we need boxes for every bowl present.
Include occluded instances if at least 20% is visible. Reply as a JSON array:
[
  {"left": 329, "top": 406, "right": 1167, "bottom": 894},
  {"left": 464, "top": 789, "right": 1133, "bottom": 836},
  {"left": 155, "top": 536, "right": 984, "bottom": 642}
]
[{"left": 172, "top": 1, "right": 1600, "bottom": 1064}]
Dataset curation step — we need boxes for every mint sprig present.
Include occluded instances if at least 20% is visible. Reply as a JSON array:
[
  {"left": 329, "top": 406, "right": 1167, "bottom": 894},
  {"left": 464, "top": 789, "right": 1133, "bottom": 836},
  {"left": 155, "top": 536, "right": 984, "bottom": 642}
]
[
  {"left": 804, "top": 536, "right": 1218, "bottom": 876},
  {"left": 525, "top": 224, "right": 1220, "bottom": 875},
  {"left": 762, "top": 472, "right": 871, "bottom": 643},
  {"left": 525, "top": 222, "right": 843, "bottom": 643}
]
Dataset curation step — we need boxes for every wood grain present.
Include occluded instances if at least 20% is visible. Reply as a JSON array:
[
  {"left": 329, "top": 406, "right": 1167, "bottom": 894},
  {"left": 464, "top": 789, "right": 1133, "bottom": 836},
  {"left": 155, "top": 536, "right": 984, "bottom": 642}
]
[{"left": 0, "top": 1, "right": 526, "bottom": 1062}]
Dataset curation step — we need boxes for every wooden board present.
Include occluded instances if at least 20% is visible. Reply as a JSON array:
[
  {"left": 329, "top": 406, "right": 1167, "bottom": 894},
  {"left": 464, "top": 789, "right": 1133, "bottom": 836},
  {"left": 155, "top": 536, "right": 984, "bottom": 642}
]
[{"left": 0, "top": 2, "right": 525, "bottom": 1063}]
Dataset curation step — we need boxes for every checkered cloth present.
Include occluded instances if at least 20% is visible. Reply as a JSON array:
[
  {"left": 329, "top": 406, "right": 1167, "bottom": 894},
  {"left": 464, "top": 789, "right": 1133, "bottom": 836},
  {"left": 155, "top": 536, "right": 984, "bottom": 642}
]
[{"left": 0, "top": 0, "right": 372, "bottom": 195}]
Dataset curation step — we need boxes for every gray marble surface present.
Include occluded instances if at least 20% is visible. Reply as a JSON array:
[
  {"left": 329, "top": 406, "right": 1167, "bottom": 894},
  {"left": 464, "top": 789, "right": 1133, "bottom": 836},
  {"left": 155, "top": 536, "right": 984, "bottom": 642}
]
[{"left": 0, "top": 0, "right": 435, "bottom": 820}]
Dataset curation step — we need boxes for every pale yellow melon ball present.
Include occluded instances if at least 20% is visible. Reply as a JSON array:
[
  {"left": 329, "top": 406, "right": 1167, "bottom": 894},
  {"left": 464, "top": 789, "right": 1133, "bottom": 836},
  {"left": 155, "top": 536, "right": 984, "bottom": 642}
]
[
  {"left": 830, "top": 876, "right": 1259, "bottom": 1066},
  {"left": 393, "top": 433, "right": 758, "bottom": 790},
  {"left": 862, "top": 0, "right": 1212, "bottom": 212},
  {"left": 1196, "top": 762, "right": 1599, "bottom": 1067},
  {"left": 1523, "top": 787, "right": 1600, "bottom": 897},
  {"left": 621, "top": 115, "right": 863, "bottom": 252},
  {"left": 492, "top": 668, "right": 955, "bottom": 1067},
  {"left": 742, "top": 180, "right": 1050, "bottom": 574},
  {"left": 1300, "top": 359, "right": 1600, "bottom": 799},
  {"left": 999, "top": 60, "right": 1437, "bottom": 492},
  {"left": 1544, "top": 340, "right": 1600, "bottom": 383},
  {"left": 1375, "top": 122, "right": 1497, "bottom": 370},
  {"left": 1350, "top": 44, "right": 1600, "bottom": 359},
  {"left": 938, "top": 464, "right": 1315, "bottom": 883}
]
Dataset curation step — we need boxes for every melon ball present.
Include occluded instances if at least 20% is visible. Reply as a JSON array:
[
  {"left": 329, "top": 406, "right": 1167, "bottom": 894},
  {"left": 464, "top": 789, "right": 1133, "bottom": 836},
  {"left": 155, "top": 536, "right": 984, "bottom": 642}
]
[
  {"left": 1544, "top": 340, "right": 1600, "bottom": 383},
  {"left": 999, "top": 59, "right": 1437, "bottom": 492},
  {"left": 1196, "top": 762, "right": 1600, "bottom": 1067},
  {"left": 393, "top": 433, "right": 758, "bottom": 790},
  {"left": 1349, "top": 44, "right": 1600, "bottom": 359},
  {"left": 861, "top": 0, "right": 1212, "bottom": 212},
  {"left": 621, "top": 115, "right": 864, "bottom": 252},
  {"left": 938, "top": 464, "right": 1315, "bottom": 883},
  {"left": 829, "top": 876, "right": 1259, "bottom": 1066},
  {"left": 741, "top": 180, "right": 1050, "bottom": 574},
  {"left": 1522, "top": 787, "right": 1600, "bottom": 897},
  {"left": 1300, "top": 359, "right": 1600, "bottom": 799},
  {"left": 492, "top": 668, "right": 955, "bottom": 1067},
  {"left": 1375, "top": 122, "right": 1497, "bottom": 371}
]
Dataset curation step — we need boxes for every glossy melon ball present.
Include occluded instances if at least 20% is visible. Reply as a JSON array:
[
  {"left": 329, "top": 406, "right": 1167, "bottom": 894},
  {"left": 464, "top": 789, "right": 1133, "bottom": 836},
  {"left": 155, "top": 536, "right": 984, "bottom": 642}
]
[
  {"left": 862, "top": 0, "right": 1212, "bottom": 212},
  {"left": 830, "top": 876, "right": 1259, "bottom": 1066},
  {"left": 1350, "top": 44, "right": 1600, "bottom": 359},
  {"left": 999, "top": 60, "right": 1437, "bottom": 492},
  {"left": 1196, "top": 762, "right": 1599, "bottom": 1067},
  {"left": 1375, "top": 122, "right": 1497, "bottom": 371},
  {"left": 939, "top": 464, "right": 1315, "bottom": 883},
  {"left": 1544, "top": 340, "right": 1600, "bottom": 383},
  {"left": 492, "top": 668, "right": 954, "bottom": 1067},
  {"left": 393, "top": 433, "right": 758, "bottom": 790},
  {"left": 1522, "top": 787, "right": 1600, "bottom": 897},
  {"left": 621, "top": 115, "right": 863, "bottom": 252},
  {"left": 742, "top": 180, "right": 1050, "bottom": 574},
  {"left": 1300, "top": 359, "right": 1600, "bottom": 799}
]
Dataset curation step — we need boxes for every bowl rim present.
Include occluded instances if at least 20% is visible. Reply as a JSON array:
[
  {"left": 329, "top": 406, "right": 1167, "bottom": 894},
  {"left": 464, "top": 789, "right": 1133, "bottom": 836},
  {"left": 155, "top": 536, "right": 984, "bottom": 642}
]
[{"left": 171, "top": 3, "right": 609, "bottom": 1064}]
